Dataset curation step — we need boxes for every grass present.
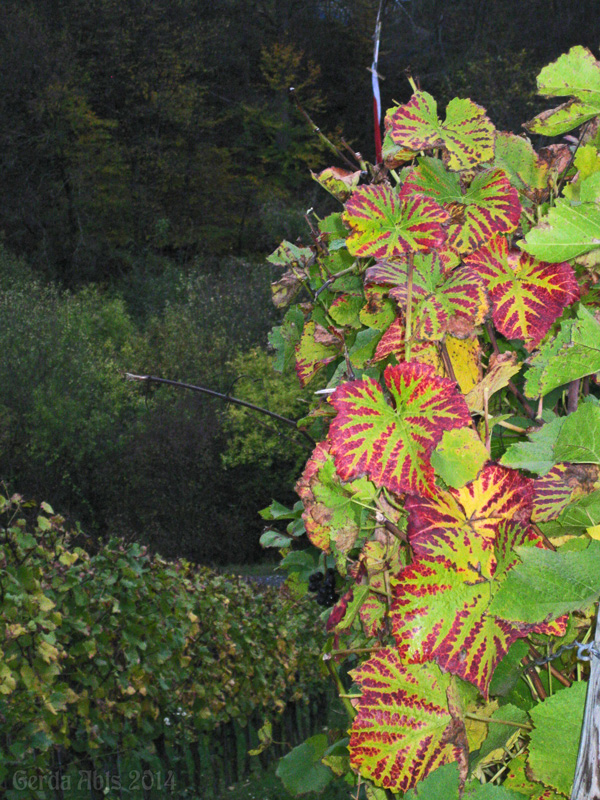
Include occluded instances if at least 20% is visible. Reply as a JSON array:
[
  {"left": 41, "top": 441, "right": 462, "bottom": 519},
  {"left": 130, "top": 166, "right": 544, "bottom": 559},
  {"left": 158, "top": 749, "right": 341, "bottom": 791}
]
[
  {"left": 219, "top": 561, "right": 281, "bottom": 578},
  {"left": 217, "top": 762, "right": 353, "bottom": 800}
]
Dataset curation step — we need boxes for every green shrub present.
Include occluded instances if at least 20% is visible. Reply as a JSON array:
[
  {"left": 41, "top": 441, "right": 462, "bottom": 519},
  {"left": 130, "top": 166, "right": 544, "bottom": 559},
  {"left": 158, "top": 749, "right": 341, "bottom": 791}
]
[{"left": 0, "top": 494, "right": 324, "bottom": 796}]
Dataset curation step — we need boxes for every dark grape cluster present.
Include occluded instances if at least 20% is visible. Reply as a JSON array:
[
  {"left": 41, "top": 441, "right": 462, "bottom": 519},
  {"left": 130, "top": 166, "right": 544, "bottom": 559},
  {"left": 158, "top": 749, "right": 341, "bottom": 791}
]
[{"left": 308, "top": 569, "right": 339, "bottom": 607}]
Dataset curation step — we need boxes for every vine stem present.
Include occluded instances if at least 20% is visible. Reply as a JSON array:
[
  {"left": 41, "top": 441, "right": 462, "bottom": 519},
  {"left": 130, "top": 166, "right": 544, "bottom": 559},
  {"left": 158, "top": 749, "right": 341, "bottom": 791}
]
[
  {"left": 527, "top": 641, "right": 571, "bottom": 688},
  {"left": 315, "top": 264, "right": 358, "bottom": 298},
  {"left": 522, "top": 656, "right": 547, "bottom": 700},
  {"left": 483, "top": 387, "right": 491, "bottom": 453},
  {"left": 439, "top": 340, "right": 457, "bottom": 384},
  {"left": 567, "top": 379, "right": 580, "bottom": 415},
  {"left": 124, "top": 373, "right": 316, "bottom": 446},
  {"left": 404, "top": 251, "right": 415, "bottom": 362},
  {"left": 288, "top": 88, "right": 357, "bottom": 172},
  {"left": 531, "top": 523, "right": 556, "bottom": 552},
  {"left": 323, "top": 657, "right": 357, "bottom": 720},
  {"left": 464, "top": 713, "right": 532, "bottom": 731}
]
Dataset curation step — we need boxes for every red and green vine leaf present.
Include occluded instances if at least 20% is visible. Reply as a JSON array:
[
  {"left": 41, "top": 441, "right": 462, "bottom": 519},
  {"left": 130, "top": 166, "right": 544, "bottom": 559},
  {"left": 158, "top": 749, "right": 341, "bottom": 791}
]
[
  {"left": 524, "top": 46, "right": 600, "bottom": 136},
  {"left": 370, "top": 320, "right": 481, "bottom": 394},
  {"left": 295, "top": 441, "right": 376, "bottom": 560},
  {"left": 406, "top": 464, "right": 534, "bottom": 578},
  {"left": 295, "top": 320, "right": 342, "bottom": 387},
  {"left": 329, "top": 293, "right": 364, "bottom": 329},
  {"left": 371, "top": 316, "right": 408, "bottom": 362},
  {"left": 371, "top": 319, "right": 446, "bottom": 370},
  {"left": 503, "top": 754, "right": 567, "bottom": 800},
  {"left": 328, "top": 363, "right": 472, "bottom": 497},
  {"left": 311, "top": 166, "right": 361, "bottom": 202},
  {"left": 464, "top": 235, "right": 579, "bottom": 351},
  {"left": 381, "top": 124, "right": 419, "bottom": 169},
  {"left": 391, "top": 520, "right": 562, "bottom": 696},
  {"left": 366, "top": 254, "right": 488, "bottom": 340},
  {"left": 360, "top": 288, "right": 398, "bottom": 331},
  {"left": 342, "top": 184, "right": 449, "bottom": 260},
  {"left": 385, "top": 91, "right": 495, "bottom": 171},
  {"left": 531, "top": 465, "right": 577, "bottom": 523},
  {"left": 349, "top": 649, "right": 468, "bottom": 793},
  {"left": 402, "top": 158, "right": 521, "bottom": 254}
]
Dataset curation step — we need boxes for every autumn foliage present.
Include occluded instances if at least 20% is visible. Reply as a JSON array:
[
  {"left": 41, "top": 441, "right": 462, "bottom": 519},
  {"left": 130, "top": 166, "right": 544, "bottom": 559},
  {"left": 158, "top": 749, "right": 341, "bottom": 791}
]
[{"left": 267, "top": 46, "right": 600, "bottom": 797}]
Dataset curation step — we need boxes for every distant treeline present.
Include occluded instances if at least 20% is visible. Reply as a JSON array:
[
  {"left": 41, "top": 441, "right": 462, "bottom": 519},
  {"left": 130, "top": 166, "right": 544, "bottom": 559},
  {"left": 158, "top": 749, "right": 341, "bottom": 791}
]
[
  {"left": 1, "top": 0, "right": 599, "bottom": 287},
  {"left": 0, "top": 247, "right": 314, "bottom": 564}
]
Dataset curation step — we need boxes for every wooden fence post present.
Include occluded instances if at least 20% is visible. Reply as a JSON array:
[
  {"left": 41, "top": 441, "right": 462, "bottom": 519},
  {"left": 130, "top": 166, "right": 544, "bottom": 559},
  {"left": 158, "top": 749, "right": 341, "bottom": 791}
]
[{"left": 571, "top": 611, "right": 600, "bottom": 799}]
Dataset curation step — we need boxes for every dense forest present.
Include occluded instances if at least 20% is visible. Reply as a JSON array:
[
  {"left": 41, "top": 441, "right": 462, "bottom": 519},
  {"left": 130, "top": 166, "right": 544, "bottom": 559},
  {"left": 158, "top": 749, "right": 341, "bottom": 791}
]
[{"left": 1, "top": 0, "right": 600, "bottom": 564}]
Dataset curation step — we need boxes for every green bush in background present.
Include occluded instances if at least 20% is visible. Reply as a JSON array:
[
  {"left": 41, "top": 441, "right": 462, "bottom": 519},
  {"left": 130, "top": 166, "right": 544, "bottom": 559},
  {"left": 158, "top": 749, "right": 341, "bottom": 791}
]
[{"left": 0, "top": 493, "right": 325, "bottom": 798}]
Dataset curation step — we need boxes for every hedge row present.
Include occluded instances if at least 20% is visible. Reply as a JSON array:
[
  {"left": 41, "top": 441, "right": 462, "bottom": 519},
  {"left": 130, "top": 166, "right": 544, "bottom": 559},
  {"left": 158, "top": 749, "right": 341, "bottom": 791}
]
[{"left": 0, "top": 494, "right": 324, "bottom": 794}]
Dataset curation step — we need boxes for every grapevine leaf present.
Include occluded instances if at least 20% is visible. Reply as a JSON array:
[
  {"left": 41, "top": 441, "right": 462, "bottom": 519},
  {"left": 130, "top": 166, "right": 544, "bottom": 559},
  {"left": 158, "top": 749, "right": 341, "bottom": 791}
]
[
  {"left": 329, "top": 293, "right": 364, "bottom": 328},
  {"left": 559, "top": 489, "right": 600, "bottom": 529},
  {"left": 319, "top": 212, "right": 348, "bottom": 237},
  {"left": 343, "top": 184, "right": 449, "bottom": 259},
  {"left": 268, "top": 240, "right": 313, "bottom": 308},
  {"left": 295, "top": 442, "right": 375, "bottom": 556},
  {"left": 311, "top": 166, "right": 361, "bottom": 202},
  {"left": 406, "top": 464, "right": 534, "bottom": 577},
  {"left": 493, "top": 133, "right": 570, "bottom": 200},
  {"left": 328, "top": 363, "right": 472, "bottom": 497},
  {"left": 528, "top": 682, "right": 587, "bottom": 796},
  {"left": 404, "top": 762, "right": 461, "bottom": 800},
  {"left": 295, "top": 321, "right": 342, "bottom": 387},
  {"left": 489, "top": 540, "right": 600, "bottom": 623},
  {"left": 465, "top": 353, "right": 522, "bottom": 414},
  {"left": 276, "top": 734, "right": 334, "bottom": 795},
  {"left": 446, "top": 337, "right": 483, "bottom": 393},
  {"left": 367, "top": 256, "right": 488, "bottom": 341},
  {"left": 504, "top": 754, "right": 568, "bottom": 800},
  {"left": 464, "top": 235, "right": 579, "bottom": 351},
  {"left": 358, "top": 539, "right": 406, "bottom": 638},
  {"left": 489, "top": 640, "right": 531, "bottom": 699},
  {"left": 269, "top": 306, "right": 305, "bottom": 372},
  {"left": 371, "top": 316, "right": 407, "bottom": 362},
  {"left": 349, "top": 650, "right": 468, "bottom": 793},
  {"left": 524, "top": 306, "right": 600, "bottom": 398},
  {"left": 563, "top": 145, "right": 600, "bottom": 202},
  {"left": 475, "top": 704, "right": 529, "bottom": 764},
  {"left": 500, "top": 417, "right": 565, "bottom": 476},
  {"left": 348, "top": 328, "right": 382, "bottom": 368},
  {"left": 554, "top": 402, "right": 600, "bottom": 465},
  {"left": 391, "top": 520, "right": 555, "bottom": 696},
  {"left": 431, "top": 428, "right": 489, "bottom": 489},
  {"left": 370, "top": 323, "right": 482, "bottom": 393},
  {"left": 524, "top": 46, "right": 600, "bottom": 136},
  {"left": 402, "top": 158, "right": 521, "bottom": 254},
  {"left": 531, "top": 465, "right": 577, "bottom": 523},
  {"left": 465, "top": 784, "right": 526, "bottom": 799},
  {"left": 360, "top": 288, "right": 397, "bottom": 330},
  {"left": 385, "top": 92, "right": 495, "bottom": 171},
  {"left": 520, "top": 198, "right": 600, "bottom": 262},
  {"left": 371, "top": 318, "right": 445, "bottom": 368}
]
